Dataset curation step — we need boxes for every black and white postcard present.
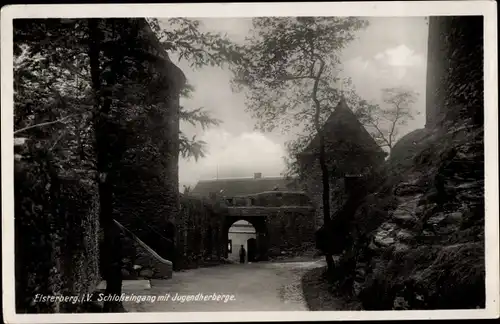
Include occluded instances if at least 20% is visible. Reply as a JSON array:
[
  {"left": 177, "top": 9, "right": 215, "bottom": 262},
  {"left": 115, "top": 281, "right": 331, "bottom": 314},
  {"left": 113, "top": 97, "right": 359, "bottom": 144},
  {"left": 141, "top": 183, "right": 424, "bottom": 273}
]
[{"left": 1, "top": 2, "right": 498, "bottom": 323}]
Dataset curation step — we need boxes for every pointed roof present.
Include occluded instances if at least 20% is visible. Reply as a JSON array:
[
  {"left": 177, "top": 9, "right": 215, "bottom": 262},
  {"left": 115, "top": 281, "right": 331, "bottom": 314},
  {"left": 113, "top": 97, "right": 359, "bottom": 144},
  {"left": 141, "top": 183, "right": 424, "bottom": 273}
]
[{"left": 300, "top": 98, "right": 385, "bottom": 156}]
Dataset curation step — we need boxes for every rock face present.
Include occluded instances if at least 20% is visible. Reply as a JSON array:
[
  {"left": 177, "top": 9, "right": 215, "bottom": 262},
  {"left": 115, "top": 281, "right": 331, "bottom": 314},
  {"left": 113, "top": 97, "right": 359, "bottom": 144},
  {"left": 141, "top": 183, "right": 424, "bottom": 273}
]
[
  {"left": 346, "top": 123, "right": 485, "bottom": 310},
  {"left": 334, "top": 15, "right": 485, "bottom": 310}
]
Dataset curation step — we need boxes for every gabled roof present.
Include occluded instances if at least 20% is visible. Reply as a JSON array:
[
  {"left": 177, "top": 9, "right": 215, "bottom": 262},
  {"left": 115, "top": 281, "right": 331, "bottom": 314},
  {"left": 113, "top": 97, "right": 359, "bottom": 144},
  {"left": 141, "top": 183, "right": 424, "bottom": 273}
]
[
  {"left": 300, "top": 98, "right": 385, "bottom": 156},
  {"left": 190, "top": 176, "right": 298, "bottom": 198}
]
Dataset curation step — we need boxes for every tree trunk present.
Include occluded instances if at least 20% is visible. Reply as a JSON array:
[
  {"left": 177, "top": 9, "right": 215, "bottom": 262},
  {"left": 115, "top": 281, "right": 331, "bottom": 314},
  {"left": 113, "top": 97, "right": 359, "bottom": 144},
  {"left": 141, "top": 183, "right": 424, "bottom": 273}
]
[
  {"left": 88, "top": 19, "right": 123, "bottom": 312},
  {"left": 319, "top": 133, "right": 334, "bottom": 276},
  {"left": 311, "top": 57, "right": 334, "bottom": 277}
]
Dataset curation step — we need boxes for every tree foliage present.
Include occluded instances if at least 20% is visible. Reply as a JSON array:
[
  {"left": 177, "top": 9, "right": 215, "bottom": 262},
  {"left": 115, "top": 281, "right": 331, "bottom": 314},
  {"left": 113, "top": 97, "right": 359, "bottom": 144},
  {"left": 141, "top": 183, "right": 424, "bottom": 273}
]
[
  {"left": 148, "top": 18, "right": 244, "bottom": 69},
  {"left": 14, "top": 18, "right": 237, "bottom": 162},
  {"left": 12, "top": 17, "right": 241, "bottom": 312},
  {"left": 231, "top": 17, "right": 368, "bottom": 178},
  {"left": 230, "top": 16, "right": 369, "bottom": 274},
  {"left": 177, "top": 81, "right": 221, "bottom": 161},
  {"left": 147, "top": 18, "right": 243, "bottom": 161},
  {"left": 356, "top": 87, "right": 419, "bottom": 152}
]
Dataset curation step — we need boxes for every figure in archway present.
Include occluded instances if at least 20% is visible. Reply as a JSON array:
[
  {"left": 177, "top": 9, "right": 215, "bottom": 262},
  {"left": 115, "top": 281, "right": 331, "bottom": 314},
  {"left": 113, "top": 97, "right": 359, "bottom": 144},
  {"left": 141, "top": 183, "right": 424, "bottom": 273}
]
[
  {"left": 239, "top": 245, "right": 246, "bottom": 264},
  {"left": 227, "top": 220, "right": 256, "bottom": 262}
]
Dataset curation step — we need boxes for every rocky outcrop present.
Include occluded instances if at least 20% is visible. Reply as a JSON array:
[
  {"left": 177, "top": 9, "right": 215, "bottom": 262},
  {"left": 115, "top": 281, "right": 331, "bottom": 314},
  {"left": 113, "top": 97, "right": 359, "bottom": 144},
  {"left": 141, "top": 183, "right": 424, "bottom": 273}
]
[
  {"left": 339, "top": 122, "right": 485, "bottom": 310},
  {"left": 331, "top": 15, "right": 485, "bottom": 310}
]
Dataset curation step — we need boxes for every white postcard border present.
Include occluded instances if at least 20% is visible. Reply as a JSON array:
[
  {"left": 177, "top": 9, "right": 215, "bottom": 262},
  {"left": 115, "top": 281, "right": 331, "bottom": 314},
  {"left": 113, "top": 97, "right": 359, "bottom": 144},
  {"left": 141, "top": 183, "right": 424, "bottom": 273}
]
[{"left": 2, "top": 1, "right": 498, "bottom": 323}]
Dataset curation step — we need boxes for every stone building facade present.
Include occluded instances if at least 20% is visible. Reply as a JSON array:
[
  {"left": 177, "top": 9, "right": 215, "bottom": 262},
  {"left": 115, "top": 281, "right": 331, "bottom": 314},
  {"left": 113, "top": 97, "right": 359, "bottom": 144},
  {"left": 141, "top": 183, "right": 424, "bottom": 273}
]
[
  {"left": 425, "top": 16, "right": 483, "bottom": 128},
  {"left": 297, "top": 99, "right": 387, "bottom": 229},
  {"left": 174, "top": 194, "right": 227, "bottom": 269},
  {"left": 111, "top": 18, "right": 185, "bottom": 253},
  {"left": 224, "top": 190, "right": 316, "bottom": 259},
  {"left": 13, "top": 18, "right": 184, "bottom": 312},
  {"left": 187, "top": 174, "right": 316, "bottom": 261}
]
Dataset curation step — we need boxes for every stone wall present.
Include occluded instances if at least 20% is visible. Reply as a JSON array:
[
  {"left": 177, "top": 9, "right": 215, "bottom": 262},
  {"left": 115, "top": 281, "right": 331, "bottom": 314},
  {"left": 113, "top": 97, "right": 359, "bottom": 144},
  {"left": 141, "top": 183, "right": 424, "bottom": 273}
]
[
  {"left": 331, "top": 15, "right": 485, "bottom": 310},
  {"left": 226, "top": 191, "right": 317, "bottom": 257},
  {"left": 425, "top": 15, "right": 483, "bottom": 128},
  {"left": 117, "top": 221, "right": 173, "bottom": 280},
  {"left": 13, "top": 18, "right": 185, "bottom": 312},
  {"left": 175, "top": 195, "right": 227, "bottom": 269},
  {"left": 173, "top": 191, "right": 316, "bottom": 266},
  {"left": 110, "top": 18, "right": 185, "bottom": 259},
  {"left": 265, "top": 206, "right": 316, "bottom": 256},
  {"left": 299, "top": 153, "right": 381, "bottom": 230},
  {"left": 14, "top": 143, "right": 101, "bottom": 313}
]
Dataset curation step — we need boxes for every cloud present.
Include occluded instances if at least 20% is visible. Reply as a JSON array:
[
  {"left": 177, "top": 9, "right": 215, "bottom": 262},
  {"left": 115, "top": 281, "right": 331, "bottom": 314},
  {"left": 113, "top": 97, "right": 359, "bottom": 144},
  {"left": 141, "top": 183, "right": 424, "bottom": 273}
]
[
  {"left": 341, "top": 44, "right": 427, "bottom": 138},
  {"left": 179, "top": 129, "right": 287, "bottom": 188},
  {"left": 172, "top": 17, "right": 429, "bottom": 186},
  {"left": 342, "top": 43, "right": 426, "bottom": 98},
  {"left": 375, "top": 44, "right": 425, "bottom": 67}
]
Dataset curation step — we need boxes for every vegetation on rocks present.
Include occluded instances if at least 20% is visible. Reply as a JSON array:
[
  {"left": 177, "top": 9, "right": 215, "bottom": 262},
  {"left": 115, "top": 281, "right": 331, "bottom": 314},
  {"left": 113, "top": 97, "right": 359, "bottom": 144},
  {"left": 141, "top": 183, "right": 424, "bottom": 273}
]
[{"left": 297, "top": 15, "right": 485, "bottom": 311}]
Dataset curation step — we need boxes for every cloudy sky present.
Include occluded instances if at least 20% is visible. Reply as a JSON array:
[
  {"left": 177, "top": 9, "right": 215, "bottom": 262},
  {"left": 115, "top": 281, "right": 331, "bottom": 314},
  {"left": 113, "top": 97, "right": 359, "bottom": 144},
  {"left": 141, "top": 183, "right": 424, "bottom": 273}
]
[{"left": 170, "top": 17, "right": 429, "bottom": 189}]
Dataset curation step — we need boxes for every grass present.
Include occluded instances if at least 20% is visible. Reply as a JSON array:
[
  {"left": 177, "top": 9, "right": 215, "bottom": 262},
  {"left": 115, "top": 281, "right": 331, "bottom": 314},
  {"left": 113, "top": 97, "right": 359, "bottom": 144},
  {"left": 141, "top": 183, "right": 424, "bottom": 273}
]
[{"left": 301, "top": 266, "right": 362, "bottom": 311}]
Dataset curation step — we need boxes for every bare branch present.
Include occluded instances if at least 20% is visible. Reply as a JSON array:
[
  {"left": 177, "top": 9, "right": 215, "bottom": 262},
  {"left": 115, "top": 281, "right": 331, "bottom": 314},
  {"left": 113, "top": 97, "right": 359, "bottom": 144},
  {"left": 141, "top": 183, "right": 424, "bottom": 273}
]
[
  {"left": 14, "top": 114, "right": 77, "bottom": 135},
  {"left": 387, "top": 103, "right": 401, "bottom": 147},
  {"left": 367, "top": 121, "right": 392, "bottom": 148}
]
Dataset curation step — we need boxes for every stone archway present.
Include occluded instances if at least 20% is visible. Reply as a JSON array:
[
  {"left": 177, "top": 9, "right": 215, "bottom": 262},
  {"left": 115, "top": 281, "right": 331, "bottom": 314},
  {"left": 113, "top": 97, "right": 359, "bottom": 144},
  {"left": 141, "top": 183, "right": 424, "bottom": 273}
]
[
  {"left": 227, "top": 220, "right": 256, "bottom": 263},
  {"left": 223, "top": 216, "right": 268, "bottom": 261}
]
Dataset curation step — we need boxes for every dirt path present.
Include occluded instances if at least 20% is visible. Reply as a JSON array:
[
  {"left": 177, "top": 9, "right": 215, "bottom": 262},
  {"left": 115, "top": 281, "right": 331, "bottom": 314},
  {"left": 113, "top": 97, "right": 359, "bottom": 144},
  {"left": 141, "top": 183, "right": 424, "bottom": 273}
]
[{"left": 122, "top": 259, "right": 327, "bottom": 312}]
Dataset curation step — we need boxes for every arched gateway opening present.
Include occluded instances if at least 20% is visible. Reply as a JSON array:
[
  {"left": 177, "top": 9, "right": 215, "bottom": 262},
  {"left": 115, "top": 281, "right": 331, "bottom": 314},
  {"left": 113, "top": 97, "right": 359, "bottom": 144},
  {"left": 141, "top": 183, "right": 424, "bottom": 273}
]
[
  {"left": 224, "top": 216, "right": 268, "bottom": 262},
  {"left": 227, "top": 220, "right": 256, "bottom": 263}
]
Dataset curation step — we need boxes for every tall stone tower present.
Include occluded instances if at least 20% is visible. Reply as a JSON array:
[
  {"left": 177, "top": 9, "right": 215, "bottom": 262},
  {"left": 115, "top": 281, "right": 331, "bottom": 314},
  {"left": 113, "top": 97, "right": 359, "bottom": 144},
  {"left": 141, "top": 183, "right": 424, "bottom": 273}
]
[{"left": 425, "top": 16, "right": 484, "bottom": 128}]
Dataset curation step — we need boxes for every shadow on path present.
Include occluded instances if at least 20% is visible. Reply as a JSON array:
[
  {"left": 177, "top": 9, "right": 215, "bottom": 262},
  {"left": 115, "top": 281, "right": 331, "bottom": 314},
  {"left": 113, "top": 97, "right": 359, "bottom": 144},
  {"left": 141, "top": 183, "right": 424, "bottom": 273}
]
[{"left": 301, "top": 266, "right": 362, "bottom": 311}]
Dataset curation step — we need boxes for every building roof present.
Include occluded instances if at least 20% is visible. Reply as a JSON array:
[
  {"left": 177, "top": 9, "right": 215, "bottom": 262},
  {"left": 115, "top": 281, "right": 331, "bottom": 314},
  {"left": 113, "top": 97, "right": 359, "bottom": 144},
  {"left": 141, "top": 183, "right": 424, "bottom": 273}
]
[
  {"left": 300, "top": 98, "right": 385, "bottom": 156},
  {"left": 190, "top": 176, "right": 298, "bottom": 198}
]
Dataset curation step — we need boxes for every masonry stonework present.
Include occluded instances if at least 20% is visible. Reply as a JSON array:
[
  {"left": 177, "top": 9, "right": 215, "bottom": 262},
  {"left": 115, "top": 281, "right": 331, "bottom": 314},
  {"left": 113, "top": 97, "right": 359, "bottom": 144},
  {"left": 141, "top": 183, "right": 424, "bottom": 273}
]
[
  {"left": 110, "top": 18, "right": 185, "bottom": 262},
  {"left": 297, "top": 100, "right": 387, "bottom": 230},
  {"left": 13, "top": 18, "right": 185, "bottom": 312}
]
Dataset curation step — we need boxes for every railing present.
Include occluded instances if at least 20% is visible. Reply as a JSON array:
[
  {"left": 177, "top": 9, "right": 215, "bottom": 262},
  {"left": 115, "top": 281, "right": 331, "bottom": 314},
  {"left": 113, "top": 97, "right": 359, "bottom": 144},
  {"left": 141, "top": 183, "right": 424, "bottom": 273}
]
[{"left": 113, "top": 219, "right": 173, "bottom": 279}]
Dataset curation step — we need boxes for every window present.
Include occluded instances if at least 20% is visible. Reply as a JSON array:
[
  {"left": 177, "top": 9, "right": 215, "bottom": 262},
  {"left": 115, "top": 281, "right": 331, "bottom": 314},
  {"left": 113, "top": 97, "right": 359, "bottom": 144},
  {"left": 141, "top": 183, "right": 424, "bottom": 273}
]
[{"left": 228, "top": 239, "right": 232, "bottom": 253}]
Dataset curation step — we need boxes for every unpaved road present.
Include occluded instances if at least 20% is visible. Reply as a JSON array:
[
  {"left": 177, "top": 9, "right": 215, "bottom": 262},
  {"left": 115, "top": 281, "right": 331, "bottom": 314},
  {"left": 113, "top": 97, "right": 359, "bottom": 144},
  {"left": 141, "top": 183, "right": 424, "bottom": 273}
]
[{"left": 122, "top": 259, "right": 326, "bottom": 312}]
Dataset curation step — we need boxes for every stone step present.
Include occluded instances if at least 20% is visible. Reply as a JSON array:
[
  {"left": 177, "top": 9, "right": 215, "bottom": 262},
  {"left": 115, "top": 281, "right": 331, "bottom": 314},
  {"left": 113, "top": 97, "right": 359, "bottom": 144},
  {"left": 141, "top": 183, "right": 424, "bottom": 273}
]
[{"left": 96, "top": 280, "right": 151, "bottom": 292}]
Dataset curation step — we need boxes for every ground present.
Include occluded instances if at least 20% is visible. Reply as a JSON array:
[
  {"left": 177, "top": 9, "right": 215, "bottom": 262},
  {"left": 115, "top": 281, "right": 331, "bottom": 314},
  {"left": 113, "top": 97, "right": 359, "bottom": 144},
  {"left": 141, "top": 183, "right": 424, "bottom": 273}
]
[{"left": 120, "top": 257, "right": 336, "bottom": 312}]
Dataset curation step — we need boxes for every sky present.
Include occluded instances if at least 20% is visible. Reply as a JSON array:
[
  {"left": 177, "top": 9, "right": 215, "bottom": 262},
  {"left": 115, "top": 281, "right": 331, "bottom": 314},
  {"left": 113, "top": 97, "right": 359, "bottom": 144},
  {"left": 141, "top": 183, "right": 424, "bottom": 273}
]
[{"left": 169, "top": 17, "right": 429, "bottom": 190}]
